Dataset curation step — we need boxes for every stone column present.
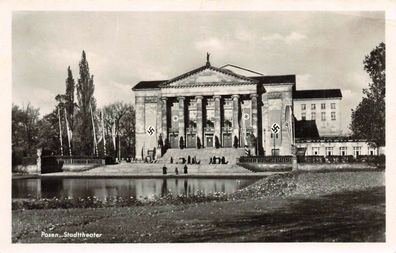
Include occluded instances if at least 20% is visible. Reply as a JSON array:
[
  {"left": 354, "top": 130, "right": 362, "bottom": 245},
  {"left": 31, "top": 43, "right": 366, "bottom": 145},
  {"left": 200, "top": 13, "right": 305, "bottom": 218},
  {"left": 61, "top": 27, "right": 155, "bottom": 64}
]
[
  {"left": 196, "top": 96, "right": 203, "bottom": 148},
  {"left": 178, "top": 97, "right": 185, "bottom": 148},
  {"left": 232, "top": 95, "right": 240, "bottom": 147},
  {"left": 156, "top": 98, "right": 162, "bottom": 141},
  {"left": 251, "top": 94, "right": 258, "bottom": 138},
  {"left": 214, "top": 95, "right": 221, "bottom": 146},
  {"left": 136, "top": 96, "right": 146, "bottom": 134},
  {"left": 161, "top": 97, "right": 168, "bottom": 139},
  {"left": 251, "top": 94, "right": 258, "bottom": 155},
  {"left": 135, "top": 96, "right": 146, "bottom": 160}
]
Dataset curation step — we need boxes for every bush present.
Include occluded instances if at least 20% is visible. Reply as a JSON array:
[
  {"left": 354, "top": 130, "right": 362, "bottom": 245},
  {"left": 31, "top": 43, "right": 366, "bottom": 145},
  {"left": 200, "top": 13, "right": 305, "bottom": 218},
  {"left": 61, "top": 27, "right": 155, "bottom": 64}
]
[{"left": 105, "top": 156, "right": 117, "bottom": 165}]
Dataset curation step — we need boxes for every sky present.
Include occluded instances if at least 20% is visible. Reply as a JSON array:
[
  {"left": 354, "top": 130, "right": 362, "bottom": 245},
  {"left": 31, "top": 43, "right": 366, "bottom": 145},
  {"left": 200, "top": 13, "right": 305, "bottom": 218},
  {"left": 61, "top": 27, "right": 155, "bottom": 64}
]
[{"left": 12, "top": 11, "right": 384, "bottom": 134}]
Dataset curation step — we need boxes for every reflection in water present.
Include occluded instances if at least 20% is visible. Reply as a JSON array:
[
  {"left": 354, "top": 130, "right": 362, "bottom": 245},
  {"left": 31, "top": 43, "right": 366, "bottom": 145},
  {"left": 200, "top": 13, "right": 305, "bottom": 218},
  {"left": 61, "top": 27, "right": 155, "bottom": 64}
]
[
  {"left": 161, "top": 178, "right": 168, "bottom": 197},
  {"left": 12, "top": 177, "right": 259, "bottom": 200}
]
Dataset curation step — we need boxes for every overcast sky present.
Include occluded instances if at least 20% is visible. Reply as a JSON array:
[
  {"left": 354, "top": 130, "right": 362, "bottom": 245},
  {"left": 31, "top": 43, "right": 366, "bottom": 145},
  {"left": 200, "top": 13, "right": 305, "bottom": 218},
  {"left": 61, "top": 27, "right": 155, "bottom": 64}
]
[{"left": 12, "top": 11, "right": 384, "bottom": 134}]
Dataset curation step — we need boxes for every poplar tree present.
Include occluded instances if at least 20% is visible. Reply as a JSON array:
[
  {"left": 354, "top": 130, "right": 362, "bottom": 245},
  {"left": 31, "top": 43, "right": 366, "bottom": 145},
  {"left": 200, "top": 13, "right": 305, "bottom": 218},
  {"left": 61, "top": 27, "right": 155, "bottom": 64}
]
[
  {"left": 65, "top": 66, "right": 75, "bottom": 130},
  {"left": 75, "top": 50, "right": 96, "bottom": 155}
]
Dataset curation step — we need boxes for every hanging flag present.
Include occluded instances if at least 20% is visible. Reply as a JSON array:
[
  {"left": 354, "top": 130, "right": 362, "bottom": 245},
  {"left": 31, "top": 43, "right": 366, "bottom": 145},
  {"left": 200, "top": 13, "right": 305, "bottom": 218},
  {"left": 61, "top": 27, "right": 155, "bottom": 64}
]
[
  {"left": 242, "top": 114, "right": 249, "bottom": 156},
  {"left": 64, "top": 108, "right": 72, "bottom": 156},
  {"left": 285, "top": 105, "right": 295, "bottom": 145},
  {"left": 57, "top": 106, "right": 63, "bottom": 156},
  {"left": 96, "top": 111, "right": 103, "bottom": 144},
  {"left": 111, "top": 121, "right": 116, "bottom": 150}
]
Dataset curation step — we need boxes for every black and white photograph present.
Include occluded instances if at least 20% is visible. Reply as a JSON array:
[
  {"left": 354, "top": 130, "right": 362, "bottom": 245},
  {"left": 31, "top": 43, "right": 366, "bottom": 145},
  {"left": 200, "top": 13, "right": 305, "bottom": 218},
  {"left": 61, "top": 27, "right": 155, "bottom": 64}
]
[{"left": 2, "top": 2, "right": 394, "bottom": 250}]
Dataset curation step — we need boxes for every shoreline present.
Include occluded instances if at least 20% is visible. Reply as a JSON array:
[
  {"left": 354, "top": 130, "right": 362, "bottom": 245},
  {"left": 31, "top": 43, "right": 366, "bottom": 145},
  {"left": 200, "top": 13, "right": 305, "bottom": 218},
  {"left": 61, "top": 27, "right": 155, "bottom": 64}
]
[{"left": 12, "top": 170, "right": 385, "bottom": 242}]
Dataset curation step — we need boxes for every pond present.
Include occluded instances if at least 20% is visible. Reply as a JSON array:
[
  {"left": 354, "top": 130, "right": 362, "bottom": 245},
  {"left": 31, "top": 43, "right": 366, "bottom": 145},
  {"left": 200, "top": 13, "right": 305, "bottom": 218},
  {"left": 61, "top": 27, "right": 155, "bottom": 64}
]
[{"left": 12, "top": 177, "right": 259, "bottom": 200}]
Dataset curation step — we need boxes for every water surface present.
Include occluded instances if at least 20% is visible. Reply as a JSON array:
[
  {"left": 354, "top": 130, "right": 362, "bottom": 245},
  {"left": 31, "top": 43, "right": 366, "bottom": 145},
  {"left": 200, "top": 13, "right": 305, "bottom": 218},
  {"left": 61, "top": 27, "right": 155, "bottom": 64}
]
[{"left": 12, "top": 177, "right": 258, "bottom": 200}]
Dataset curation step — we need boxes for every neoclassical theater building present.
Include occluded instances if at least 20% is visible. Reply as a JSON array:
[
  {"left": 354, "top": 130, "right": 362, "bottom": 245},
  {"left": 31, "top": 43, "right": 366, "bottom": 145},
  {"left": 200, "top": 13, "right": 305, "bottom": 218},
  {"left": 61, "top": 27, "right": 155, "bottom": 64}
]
[{"left": 133, "top": 57, "right": 376, "bottom": 160}]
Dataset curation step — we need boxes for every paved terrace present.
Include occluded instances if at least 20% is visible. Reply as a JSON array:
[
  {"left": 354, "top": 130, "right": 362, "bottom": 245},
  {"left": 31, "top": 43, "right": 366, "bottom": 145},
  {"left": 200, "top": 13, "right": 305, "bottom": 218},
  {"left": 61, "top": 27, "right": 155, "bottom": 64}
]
[{"left": 39, "top": 162, "right": 288, "bottom": 178}]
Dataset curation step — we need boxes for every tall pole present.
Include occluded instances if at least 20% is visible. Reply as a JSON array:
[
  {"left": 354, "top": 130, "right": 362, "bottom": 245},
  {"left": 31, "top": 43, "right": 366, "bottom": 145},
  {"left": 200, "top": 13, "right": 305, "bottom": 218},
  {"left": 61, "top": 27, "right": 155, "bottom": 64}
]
[
  {"left": 273, "top": 129, "right": 275, "bottom": 156},
  {"left": 118, "top": 123, "right": 121, "bottom": 162},
  {"left": 102, "top": 109, "right": 106, "bottom": 156},
  {"left": 90, "top": 102, "right": 98, "bottom": 156},
  {"left": 57, "top": 106, "right": 63, "bottom": 156}
]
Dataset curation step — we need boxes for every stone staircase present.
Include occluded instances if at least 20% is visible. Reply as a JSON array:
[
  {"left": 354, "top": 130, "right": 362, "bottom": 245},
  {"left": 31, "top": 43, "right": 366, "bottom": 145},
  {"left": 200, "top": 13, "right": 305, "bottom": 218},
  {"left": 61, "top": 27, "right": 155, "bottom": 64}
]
[
  {"left": 87, "top": 163, "right": 251, "bottom": 174},
  {"left": 157, "top": 148, "right": 246, "bottom": 165}
]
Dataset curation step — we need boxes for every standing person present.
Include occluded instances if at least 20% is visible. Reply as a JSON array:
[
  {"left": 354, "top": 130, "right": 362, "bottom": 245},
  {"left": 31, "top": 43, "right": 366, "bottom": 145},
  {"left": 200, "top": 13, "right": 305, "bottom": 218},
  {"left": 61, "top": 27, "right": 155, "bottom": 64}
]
[
  {"left": 184, "top": 164, "right": 188, "bottom": 174},
  {"left": 175, "top": 167, "right": 179, "bottom": 175},
  {"left": 162, "top": 165, "right": 167, "bottom": 175}
]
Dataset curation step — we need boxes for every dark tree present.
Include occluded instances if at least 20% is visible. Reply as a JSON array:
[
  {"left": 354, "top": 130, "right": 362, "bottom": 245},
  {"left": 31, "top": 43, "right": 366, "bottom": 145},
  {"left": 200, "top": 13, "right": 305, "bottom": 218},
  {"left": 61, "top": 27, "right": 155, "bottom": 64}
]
[
  {"left": 350, "top": 42, "right": 385, "bottom": 148},
  {"left": 12, "top": 103, "right": 40, "bottom": 166},
  {"left": 215, "top": 136, "right": 220, "bottom": 149},
  {"left": 75, "top": 51, "right": 96, "bottom": 155},
  {"left": 233, "top": 136, "right": 239, "bottom": 148},
  {"left": 37, "top": 109, "right": 65, "bottom": 154},
  {"left": 179, "top": 136, "right": 184, "bottom": 149},
  {"left": 197, "top": 136, "right": 201, "bottom": 149},
  {"left": 65, "top": 66, "right": 76, "bottom": 131}
]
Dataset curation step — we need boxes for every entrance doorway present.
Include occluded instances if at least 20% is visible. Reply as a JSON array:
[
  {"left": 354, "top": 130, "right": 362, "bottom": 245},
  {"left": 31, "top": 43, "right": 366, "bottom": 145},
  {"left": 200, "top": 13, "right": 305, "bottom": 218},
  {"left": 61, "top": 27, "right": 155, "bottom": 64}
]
[
  {"left": 186, "top": 134, "right": 196, "bottom": 148},
  {"left": 169, "top": 134, "right": 179, "bottom": 148},
  {"left": 223, "top": 133, "right": 232, "bottom": 148},
  {"left": 206, "top": 135, "right": 213, "bottom": 147}
]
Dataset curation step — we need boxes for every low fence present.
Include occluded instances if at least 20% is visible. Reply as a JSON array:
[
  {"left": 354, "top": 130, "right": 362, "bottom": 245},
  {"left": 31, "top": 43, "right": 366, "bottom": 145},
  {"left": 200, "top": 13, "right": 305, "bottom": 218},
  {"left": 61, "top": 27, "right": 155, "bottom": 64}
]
[
  {"left": 48, "top": 156, "right": 105, "bottom": 165},
  {"left": 299, "top": 155, "right": 385, "bottom": 165},
  {"left": 238, "top": 156, "right": 292, "bottom": 164}
]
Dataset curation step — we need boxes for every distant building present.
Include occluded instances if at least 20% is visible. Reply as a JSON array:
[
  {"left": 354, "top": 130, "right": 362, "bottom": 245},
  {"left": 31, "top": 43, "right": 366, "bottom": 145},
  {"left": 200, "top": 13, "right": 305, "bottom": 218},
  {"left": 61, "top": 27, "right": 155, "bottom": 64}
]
[
  {"left": 132, "top": 57, "right": 376, "bottom": 160},
  {"left": 293, "top": 89, "right": 342, "bottom": 137}
]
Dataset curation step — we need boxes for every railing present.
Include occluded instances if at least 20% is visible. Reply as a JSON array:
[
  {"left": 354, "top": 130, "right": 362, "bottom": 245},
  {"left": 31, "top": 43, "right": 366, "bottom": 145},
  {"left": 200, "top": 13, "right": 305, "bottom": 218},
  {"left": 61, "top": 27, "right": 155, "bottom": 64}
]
[
  {"left": 299, "top": 155, "right": 385, "bottom": 164},
  {"left": 43, "top": 156, "right": 104, "bottom": 165},
  {"left": 238, "top": 156, "right": 292, "bottom": 164}
]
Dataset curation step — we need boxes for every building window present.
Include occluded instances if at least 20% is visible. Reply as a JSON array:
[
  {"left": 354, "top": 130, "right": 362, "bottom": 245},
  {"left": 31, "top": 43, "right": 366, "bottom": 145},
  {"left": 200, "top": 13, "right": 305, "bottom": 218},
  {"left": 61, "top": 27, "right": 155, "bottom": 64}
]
[
  {"left": 311, "top": 112, "right": 316, "bottom": 120},
  {"left": 312, "top": 147, "right": 320, "bottom": 156},
  {"left": 331, "top": 112, "right": 336, "bottom": 121},
  {"left": 321, "top": 112, "right": 326, "bottom": 121},
  {"left": 353, "top": 146, "right": 362, "bottom": 157},
  {"left": 321, "top": 103, "right": 326, "bottom": 110},
  {"left": 301, "top": 104, "right": 306, "bottom": 111},
  {"left": 311, "top": 104, "right": 316, "bottom": 110},
  {"left": 331, "top": 103, "right": 336, "bottom": 109},
  {"left": 340, "top": 147, "right": 347, "bottom": 156},
  {"left": 301, "top": 112, "right": 306, "bottom": 120},
  {"left": 325, "top": 147, "right": 334, "bottom": 156}
]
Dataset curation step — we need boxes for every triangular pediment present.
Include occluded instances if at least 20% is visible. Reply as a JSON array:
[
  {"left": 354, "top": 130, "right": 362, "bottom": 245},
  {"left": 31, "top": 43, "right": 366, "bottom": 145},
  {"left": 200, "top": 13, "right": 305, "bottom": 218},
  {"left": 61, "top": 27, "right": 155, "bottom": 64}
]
[{"left": 160, "top": 65, "right": 257, "bottom": 88}]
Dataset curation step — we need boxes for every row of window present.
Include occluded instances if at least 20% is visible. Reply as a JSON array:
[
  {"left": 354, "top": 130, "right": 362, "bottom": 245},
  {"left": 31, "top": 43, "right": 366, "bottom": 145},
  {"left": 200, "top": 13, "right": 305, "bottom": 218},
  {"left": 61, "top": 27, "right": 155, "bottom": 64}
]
[
  {"left": 301, "top": 111, "right": 336, "bottom": 121},
  {"left": 311, "top": 146, "right": 375, "bottom": 156},
  {"left": 301, "top": 103, "right": 336, "bottom": 111}
]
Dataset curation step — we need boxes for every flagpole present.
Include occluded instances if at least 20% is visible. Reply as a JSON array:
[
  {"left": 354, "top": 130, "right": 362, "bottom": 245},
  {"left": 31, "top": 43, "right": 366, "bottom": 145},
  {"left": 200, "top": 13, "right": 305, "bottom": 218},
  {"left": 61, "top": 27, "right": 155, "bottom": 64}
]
[
  {"left": 64, "top": 108, "right": 72, "bottom": 156},
  {"left": 57, "top": 106, "right": 64, "bottom": 156}
]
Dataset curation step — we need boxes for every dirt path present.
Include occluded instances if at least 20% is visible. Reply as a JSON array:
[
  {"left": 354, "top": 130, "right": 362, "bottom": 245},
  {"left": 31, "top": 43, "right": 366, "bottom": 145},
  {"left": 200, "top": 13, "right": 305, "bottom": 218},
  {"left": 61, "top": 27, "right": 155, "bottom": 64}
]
[{"left": 12, "top": 186, "right": 384, "bottom": 243}]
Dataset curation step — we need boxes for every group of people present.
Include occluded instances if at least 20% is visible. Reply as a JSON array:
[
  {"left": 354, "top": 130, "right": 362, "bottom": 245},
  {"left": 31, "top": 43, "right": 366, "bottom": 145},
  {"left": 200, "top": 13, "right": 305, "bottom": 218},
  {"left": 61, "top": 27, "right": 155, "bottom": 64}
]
[
  {"left": 162, "top": 164, "right": 188, "bottom": 175},
  {"left": 170, "top": 155, "right": 200, "bottom": 165},
  {"left": 209, "top": 156, "right": 228, "bottom": 164}
]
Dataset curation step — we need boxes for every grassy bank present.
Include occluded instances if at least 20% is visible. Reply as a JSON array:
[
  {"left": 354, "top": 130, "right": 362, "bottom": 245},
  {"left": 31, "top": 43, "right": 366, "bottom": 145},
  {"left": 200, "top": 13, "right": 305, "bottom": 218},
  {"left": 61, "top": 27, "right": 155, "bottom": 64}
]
[{"left": 12, "top": 171, "right": 385, "bottom": 242}]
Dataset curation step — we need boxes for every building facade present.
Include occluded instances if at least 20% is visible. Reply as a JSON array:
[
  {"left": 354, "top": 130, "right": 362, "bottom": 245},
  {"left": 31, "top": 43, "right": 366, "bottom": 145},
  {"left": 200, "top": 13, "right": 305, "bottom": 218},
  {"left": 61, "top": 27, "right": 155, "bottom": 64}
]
[
  {"left": 293, "top": 90, "right": 342, "bottom": 136},
  {"left": 132, "top": 58, "right": 373, "bottom": 160}
]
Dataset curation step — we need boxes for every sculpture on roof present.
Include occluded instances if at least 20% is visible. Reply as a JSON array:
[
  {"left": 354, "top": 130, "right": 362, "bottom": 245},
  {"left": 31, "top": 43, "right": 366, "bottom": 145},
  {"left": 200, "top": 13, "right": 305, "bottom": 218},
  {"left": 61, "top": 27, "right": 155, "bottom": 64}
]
[{"left": 206, "top": 52, "right": 210, "bottom": 66}]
